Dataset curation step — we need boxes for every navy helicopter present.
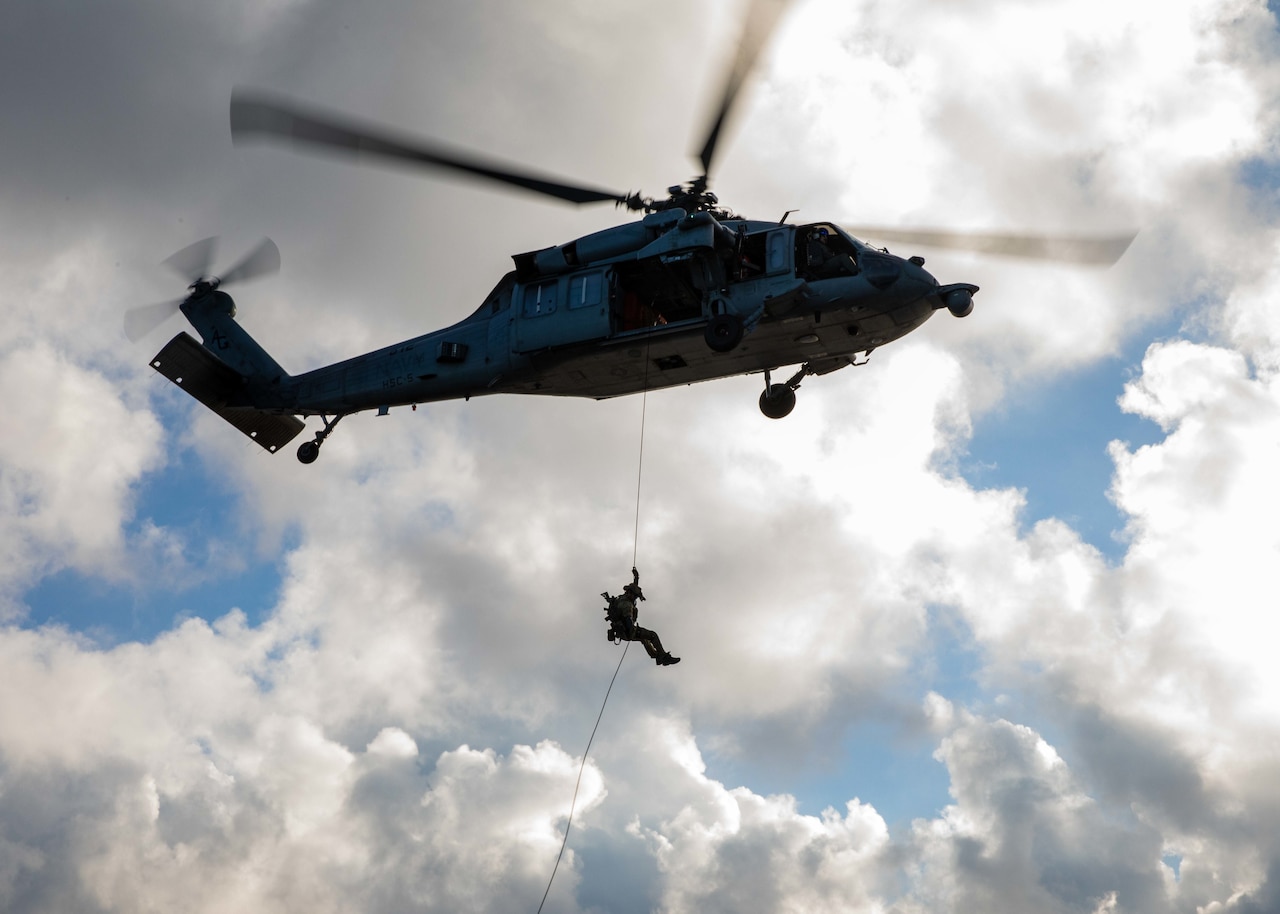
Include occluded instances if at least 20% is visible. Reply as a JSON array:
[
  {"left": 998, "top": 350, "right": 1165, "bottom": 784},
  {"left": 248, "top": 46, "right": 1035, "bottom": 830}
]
[{"left": 127, "top": 0, "right": 1133, "bottom": 464}]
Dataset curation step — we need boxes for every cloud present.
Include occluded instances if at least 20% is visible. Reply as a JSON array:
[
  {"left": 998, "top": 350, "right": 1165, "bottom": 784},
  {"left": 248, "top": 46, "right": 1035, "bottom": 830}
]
[
  {"left": 744, "top": 0, "right": 1280, "bottom": 386},
  {"left": 636, "top": 726, "right": 892, "bottom": 914},
  {"left": 903, "top": 711, "right": 1171, "bottom": 914},
  {"left": 1108, "top": 338, "right": 1280, "bottom": 726},
  {"left": 0, "top": 341, "right": 164, "bottom": 612},
  {"left": 0, "top": 617, "right": 607, "bottom": 914}
]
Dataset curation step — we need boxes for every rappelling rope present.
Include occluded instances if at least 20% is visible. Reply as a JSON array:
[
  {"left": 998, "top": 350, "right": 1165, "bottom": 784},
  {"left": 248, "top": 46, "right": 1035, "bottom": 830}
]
[
  {"left": 535, "top": 640, "right": 630, "bottom": 914},
  {"left": 632, "top": 330, "right": 653, "bottom": 566},
  {"left": 632, "top": 390, "right": 649, "bottom": 568},
  {"left": 536, "top": 329, "right": 653, "bottom": 913}
]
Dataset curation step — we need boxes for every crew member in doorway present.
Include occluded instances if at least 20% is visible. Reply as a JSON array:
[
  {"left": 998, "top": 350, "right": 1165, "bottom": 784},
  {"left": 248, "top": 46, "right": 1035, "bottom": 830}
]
[{"left": 602, "top": 567, "right": 680, "bottom": 666}]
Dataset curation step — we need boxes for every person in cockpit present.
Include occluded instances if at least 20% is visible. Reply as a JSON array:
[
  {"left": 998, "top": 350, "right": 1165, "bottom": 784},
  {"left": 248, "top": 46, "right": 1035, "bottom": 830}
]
[{"left": 805, "top": 226, "right": 858, "bottom": 279}]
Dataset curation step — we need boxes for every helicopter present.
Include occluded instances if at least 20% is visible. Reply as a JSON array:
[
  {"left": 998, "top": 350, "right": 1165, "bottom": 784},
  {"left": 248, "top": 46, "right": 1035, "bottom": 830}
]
[{"left": 126, "top": 0, "right": 1134, "bottom": 465}]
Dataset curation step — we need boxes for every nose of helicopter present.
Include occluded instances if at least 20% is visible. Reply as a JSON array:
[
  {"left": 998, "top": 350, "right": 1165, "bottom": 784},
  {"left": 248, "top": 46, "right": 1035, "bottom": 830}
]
[
  {"left": 902, "top": 256, "right": 936, "bottom": 289},
  {"left": 891, "top": 255, "right": 937, "bottom": 303},
  {"left": 857, "top": 249, "right": 937, "bottom": 299}
]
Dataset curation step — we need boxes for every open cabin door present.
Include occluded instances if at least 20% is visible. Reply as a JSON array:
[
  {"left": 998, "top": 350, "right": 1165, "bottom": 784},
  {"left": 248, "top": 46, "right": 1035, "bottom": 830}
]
[{"left": 513, "top": 269, "right": 612, "bottom": 353}]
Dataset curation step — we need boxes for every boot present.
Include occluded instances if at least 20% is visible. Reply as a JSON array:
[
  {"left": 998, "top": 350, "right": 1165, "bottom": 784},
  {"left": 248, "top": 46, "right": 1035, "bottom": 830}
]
[{"left": 659, "top": 653, "right": 681, "bottom": 666}]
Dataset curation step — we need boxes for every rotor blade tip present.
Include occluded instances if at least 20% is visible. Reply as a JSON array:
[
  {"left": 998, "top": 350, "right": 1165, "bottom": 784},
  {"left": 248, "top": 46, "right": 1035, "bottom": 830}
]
[{"left": 124, "top": 299, "right": 180, "bottom": 342}]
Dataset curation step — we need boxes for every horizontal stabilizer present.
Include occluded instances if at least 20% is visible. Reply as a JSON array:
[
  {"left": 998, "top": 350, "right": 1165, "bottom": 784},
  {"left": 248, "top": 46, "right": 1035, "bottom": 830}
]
[{"left": 150, "top": 332, "right": 305, "bottom": 454}]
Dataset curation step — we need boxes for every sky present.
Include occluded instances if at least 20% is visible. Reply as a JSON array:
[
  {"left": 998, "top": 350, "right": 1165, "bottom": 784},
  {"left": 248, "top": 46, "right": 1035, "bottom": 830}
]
[{"left": 2, "top": 0, "right": 1280, "bottom": 911}]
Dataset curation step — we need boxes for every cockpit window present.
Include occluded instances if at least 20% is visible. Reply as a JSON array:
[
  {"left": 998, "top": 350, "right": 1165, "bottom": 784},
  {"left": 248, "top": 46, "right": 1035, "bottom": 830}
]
[
  {"left": 805, "top": 223, "right": 858, "bottom": 252},
  {"left": 797, "top": 223, "right": 860, "bottom": 279}
]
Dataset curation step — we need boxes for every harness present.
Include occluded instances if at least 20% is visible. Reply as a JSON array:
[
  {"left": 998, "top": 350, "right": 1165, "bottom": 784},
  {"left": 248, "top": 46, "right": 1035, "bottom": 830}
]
[{"left": 602, "top": 593, "right": 636, "bottom": 643}]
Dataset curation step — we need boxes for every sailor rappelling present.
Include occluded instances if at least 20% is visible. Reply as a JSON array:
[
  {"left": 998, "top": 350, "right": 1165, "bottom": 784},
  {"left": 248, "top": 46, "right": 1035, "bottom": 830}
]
[{"left": 602, "top": 567, "right": 680, "bottom": 666}]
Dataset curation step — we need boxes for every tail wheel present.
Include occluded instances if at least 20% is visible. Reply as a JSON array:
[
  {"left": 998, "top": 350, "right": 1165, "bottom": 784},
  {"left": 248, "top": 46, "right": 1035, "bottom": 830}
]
[
  {"left": 297, "top": 440, "right": 320, "bottom": 464},
  {"left": 705, "top": 313, "right": 744, "bottom": 352},
  {"left": 759, "top": 384, "right": 796, "bottom": 419}
]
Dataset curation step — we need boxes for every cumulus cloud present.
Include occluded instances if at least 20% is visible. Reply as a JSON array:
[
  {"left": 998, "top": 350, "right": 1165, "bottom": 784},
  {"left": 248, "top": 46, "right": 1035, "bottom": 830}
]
[
  {"left": 903, "top": 328, "right": 1280, "bottom": 911},
  {"left": 1109, "top": 338, "right": 1280, "bottom": 725},
  {"left": 0, "top": 342, "right": 164, "bottom": 612},
  {"left": 630, "top": 718, "right": 892, "bottom": 914},
  {"left": 0, "top": 618, "right": 609, "bottom": 914},
  {"left": 746, "top": 0, "right": 1280, "bottom": 386},
  {"left": 902, "top": 711, "right": 1170, "bottom": 914}
]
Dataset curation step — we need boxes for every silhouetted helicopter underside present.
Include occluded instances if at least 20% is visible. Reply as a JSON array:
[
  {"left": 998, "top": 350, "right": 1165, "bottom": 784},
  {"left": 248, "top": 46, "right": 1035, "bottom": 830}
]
[{"left": 126, "top": 0, "right": 1133, "bottom": 464}]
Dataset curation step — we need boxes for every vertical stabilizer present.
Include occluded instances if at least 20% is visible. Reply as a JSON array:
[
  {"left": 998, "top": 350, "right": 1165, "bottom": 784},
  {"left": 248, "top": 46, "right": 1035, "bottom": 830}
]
[{"left": 181, "top": 289, "right": 290, "bottom": 384}]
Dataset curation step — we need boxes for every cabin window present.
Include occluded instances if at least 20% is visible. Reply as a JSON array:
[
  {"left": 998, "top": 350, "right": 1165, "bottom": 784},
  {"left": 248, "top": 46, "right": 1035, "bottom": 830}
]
[
  {"left": 568, "top": 271, "right": 603, "bottom": 310},
  {"left": 523, "top": 280, "right": 558, "bottom": 317},
  {"left": 766, "top": 230, "right": 789, "bottom": 274}
]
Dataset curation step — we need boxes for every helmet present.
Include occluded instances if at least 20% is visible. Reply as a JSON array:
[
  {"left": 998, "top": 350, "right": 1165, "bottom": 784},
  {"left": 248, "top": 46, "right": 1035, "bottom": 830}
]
[{"left": 623, "top": 582, "right": 644, "bottom": 599}]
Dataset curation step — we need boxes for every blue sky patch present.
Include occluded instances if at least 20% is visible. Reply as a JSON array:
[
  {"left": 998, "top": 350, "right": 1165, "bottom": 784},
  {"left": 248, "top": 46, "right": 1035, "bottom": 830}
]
[
  {"left": 697, "top": 608, "right": 990, "bottom": 827},
  {"left": 962, "top": 344, "right": 1168, "bottom": 562},
  {"left": 20, "top": 441, "right": 289, "bottom": 644}
]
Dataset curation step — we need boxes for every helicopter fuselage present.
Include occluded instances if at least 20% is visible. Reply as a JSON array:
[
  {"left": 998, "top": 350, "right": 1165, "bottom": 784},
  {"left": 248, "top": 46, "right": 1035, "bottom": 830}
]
[
  {"left": 153, "top": 210, "right": 976, "bottom": 459},
  {"left": 274, "top": 215, "right": 968, "bottom": 411}
]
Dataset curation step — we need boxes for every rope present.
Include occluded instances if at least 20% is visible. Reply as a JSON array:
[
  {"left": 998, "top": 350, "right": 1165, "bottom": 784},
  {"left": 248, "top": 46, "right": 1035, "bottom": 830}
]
[
  {"left": 631, "top": 331, "right": 653, "bottom": 567},
  {"left": 536, "top": 640, "right": 631, "bottom": 914},
  {"left": 536, "top": 326, "right": 652, "bottom": 913},
  {"left": 631, "top": 389, "right": 648, "bottom": 568}
]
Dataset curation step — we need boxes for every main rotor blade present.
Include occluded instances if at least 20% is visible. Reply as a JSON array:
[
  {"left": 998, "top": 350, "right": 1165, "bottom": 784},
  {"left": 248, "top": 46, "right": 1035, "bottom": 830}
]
[
  {"left": 695, "top": 0, "right": 791, "bottom": 179},
  {"left": 231, "top": 90, "right": 633, "bottom": 207},
  {"left": 162, "top": 236, "right": 217, "bottom": 282},
  {"left": 218, "top": 237, "right": 281, "bottom": 286},
  {"left": 843, "top": 227, "right": 1138, "bottom": 266},
  {"left": 124, "top": 299, "right": 181, "bottom": 343}
]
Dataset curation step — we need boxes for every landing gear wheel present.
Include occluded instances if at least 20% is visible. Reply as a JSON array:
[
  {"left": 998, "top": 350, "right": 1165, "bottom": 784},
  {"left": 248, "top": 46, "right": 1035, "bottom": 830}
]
[
  {"left": 705, "top": 313, "right": 744, "bottom": 352},
  {"left": 759, "top": 384, "right": 796, "bottom": 419},
  {"left": 296, "top": 413, "right": 347, "bottom": 465}
]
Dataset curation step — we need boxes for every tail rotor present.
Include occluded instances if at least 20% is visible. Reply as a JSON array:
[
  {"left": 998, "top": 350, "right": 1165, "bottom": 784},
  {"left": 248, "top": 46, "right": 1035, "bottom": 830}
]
[
  {"left": 124, "top": 237, "right": 281, "bottom": 342},
  {"left": 217, "top": 237, "right": 280, "bottom": 287},
  {"left": 161, "top": 235, "right": 218, "bottom": 284}
]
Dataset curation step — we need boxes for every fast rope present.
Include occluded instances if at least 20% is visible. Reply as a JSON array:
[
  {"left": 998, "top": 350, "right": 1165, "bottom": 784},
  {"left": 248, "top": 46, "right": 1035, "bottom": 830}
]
[
  {"left": 632, "top": 331, "right": 652, "bottom": 565},
  {"left": 536, "top": 335, "right": 652, "bottom": 914},
  {"left": 535, "top": 640, "right": 630, "bottom": 914},
  {"left": 632, "top": 387, "right": 649, "bottom": 567}
]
